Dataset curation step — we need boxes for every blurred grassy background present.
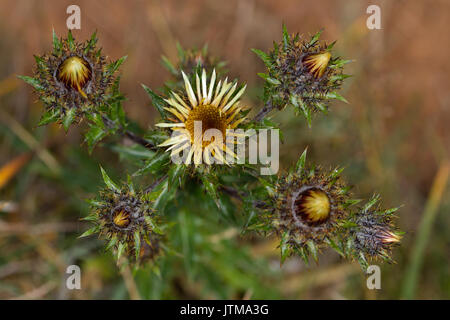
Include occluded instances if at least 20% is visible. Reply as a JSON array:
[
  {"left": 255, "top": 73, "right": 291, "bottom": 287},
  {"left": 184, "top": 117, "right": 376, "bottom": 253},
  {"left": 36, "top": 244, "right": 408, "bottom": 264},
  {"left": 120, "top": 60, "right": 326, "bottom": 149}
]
[{"left": 0, "top": 0, "right": 449, "bottom": 299}]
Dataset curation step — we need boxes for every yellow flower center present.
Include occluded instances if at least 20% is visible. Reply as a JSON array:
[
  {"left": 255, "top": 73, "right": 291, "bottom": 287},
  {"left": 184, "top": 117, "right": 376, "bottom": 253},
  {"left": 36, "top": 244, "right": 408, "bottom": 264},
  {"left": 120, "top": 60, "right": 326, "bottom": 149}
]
[
  {"left": 294, "top": 188, "right": 331, "bottom": 225},
  {"left": 184, "top": 104, "right": 227, "bottom": 148},
  {"left": 303, "top": 52, "right": 331, "bottom": 78},
  {"left": 57, "top": 56, "right": 91, "bottom": 97},
  {"left": 113, "top": 209, "right": 130, "bottom": 228}
]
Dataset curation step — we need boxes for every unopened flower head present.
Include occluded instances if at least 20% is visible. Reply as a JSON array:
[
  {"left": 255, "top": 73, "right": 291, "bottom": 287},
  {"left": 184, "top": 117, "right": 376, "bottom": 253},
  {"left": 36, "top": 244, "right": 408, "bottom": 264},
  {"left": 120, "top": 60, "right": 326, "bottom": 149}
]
[
  {"left": 253, "top": 27, "right": 350, "bottom": 124},
  {"left": 351, "top": 205, "right": 402, "bottom": 261},
  {"left": 82, "top": 169, "right": 162, "bottom": 263},
  {"left": 263, "top": 152, "right": 351, "bottom": 262},
  {"left": 156, "top": 69, "right": 248, "bottom": 166},
  {"left": 23, "top": 30, "right": 125, "bottom": 128}
]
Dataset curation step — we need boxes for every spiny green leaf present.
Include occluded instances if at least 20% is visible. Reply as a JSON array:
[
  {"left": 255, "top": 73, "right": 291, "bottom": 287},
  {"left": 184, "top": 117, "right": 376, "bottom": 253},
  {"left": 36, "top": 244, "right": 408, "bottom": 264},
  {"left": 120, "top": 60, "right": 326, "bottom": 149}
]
[
  {"left": 117, "top": 242, "right": 125, "bottom": 260},
  {"left": 84, "top": 31, "right": 98, "bottom": 54},
  {"left": 325, "top": 237, "right": 344, "bottom": 257},
  {"left": 161, "top": 55, "right": 178, "bottom": 75},
  {"left": 357, "top": 252, "right": 369, "bottom": 272},
  {"left": 257, "top": 73, "right": 281, "bottom": 85},
  {"left": 326, "top": 40, "right": 336, "bottom": 51},
  {"left": 141, "top": 84, "right": 166, "bottom": 119},
  {"left": 314, "top": 102, "right": 328, "bottom": 114},
  {"left": 280, "top": 231, "right": 290, "bottom": 264},
  {"left": 168, "top": 164, "right": 185, "bottom": 187},
  {"left": 62, "top": 108, "right": 76, "bottom": 131},
  {"left": 85, "top": 125, "right": 107, "bottom": 153},
  {"left": 67, "top": 29, "right": 74, "bottom": 50},
  {"left": 134, "top": 231, "right": 141, "bottom": 261},
  {"left": 363, "top": 194, "right": 381, "bottom": 213},
  {"left": 329, "top": 74, "right": 352, "bottom": 82},
  {"left": 329, "top": 59, "right": 353, "bottom": 68},
  {"left": 17, "top": 75, "right": 43, "bottom": 91},
  {"left": 145, "top": 216, "right": 163, "bottom": 235},
  {"left": 106, "top": 237, "right": 118, "bottom": 251},
  {"left": 295, "top": 147, "right": 308, "bottom": 172},
  {"left": 100, "top": 166, "right": 120, "bottom": 192},
  {"left": 133, "top": 152, "right": 169, "bottom": 176},
  {"left": 309, "top": 30, "right": 323, "bottom": 46},
  {"left": 107, "top": 56, "right": 127, "bottom": 75},
  {"left": 79, "top": 227, "right": 98, "bottom": 238},
  {"left": 282, "top": 23, "right": 290, "bottom": 49},
  {"left": 325, "top": 91, "right": 348, "bottom": 103},
  {"left": 307, "top": 240, "right": 318, "bottom": 262},
  {"left": 52, "top": 29, "right": 62, "bottom": 54},
  {"left": 37, "top": 109, "right": 60, "bottom": 126},
  {"left": 251, "top": 49, "right": 272, "bottom": 68}
]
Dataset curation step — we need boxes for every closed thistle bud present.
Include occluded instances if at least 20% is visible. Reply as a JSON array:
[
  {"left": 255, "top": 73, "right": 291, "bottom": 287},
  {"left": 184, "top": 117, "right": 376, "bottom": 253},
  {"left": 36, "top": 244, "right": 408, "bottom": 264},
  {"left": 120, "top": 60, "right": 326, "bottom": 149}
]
[
  {"left": 81, "top": 168, "right": 163, "bottom": 264},
  {"left": 20, "top": 30, "right": 126, "bottom": 130},
  {"left": 253, "top": 26, "right": 351, "bottom": 126},
  {"left": 162, "top": 43, "right": 226, "bottom": 82},
  {"left": 349, "top": 196, "right": 402, "bottom": 264}
]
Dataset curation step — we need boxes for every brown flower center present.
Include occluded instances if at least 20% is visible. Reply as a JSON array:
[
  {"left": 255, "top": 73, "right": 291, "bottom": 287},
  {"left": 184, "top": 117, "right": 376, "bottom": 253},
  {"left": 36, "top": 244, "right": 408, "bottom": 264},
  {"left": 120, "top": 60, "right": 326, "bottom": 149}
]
[{"left": 184, "top": 105, "right": 227, "bottom": 147}]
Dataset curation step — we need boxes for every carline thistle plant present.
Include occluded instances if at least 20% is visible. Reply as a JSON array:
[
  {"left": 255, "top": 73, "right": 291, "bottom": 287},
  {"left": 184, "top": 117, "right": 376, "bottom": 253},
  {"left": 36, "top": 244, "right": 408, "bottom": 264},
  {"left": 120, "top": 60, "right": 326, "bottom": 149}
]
[{"left": 21, "top": 26, "right": 402, "bottom": 273}]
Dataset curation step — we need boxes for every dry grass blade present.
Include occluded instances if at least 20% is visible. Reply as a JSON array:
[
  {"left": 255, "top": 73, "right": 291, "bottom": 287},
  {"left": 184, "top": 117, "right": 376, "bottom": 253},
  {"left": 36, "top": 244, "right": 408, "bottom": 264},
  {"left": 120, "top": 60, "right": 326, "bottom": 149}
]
[{"left": 0, "top": 152, "right": 32, "bottom": 190}]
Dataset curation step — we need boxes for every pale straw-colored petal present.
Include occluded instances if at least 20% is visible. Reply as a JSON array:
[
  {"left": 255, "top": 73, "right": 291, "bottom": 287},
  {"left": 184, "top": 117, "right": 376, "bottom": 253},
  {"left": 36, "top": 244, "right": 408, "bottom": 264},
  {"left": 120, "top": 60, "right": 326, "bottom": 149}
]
[
  {"left": 230, "top": 116, "right": 246, "bottom": 128},
  {"left": 222, "top": 85, "right": 246, "bottom": 112},
  {"left": 182, "top": 71, "right": 198, "bottom": 107},
  {"left": 184, "top": 147, "right": 194, "bottom": 165},
  {"left": 219, "top": 82, "right": 237, "bottom": 108},
  {"left": 172, "top": 92, "right": 191, "bottom": 111},
  {"left": 212, "top": 80, "right": 233, "bottom": 107},
  {"left": 158, "top": 134, "right": 188, "bottom": 147},
  {"left": 206, "top": 69, "right": 216, "bottom": 104},
  {"left": 196, "top": 73, "right": 202, "bottom": 103},
  {"left": 201, "top": 69, "right": 207, "bottom": 102},
  {"left": 164, "top": 98, "right": 189, "bottom": 118},
  {"left": 163, "top": 107, "right": 185, "bottom": 122},
  {"left": 155, "top": 122, "right": 186, "bottom": 128}
]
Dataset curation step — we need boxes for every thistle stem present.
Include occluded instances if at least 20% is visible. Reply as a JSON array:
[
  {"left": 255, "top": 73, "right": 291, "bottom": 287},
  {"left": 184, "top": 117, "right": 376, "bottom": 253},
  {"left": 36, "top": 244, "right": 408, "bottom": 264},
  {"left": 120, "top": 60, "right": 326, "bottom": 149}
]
[
  {"left": 101, "top": 115, "right": 156, "bottom": 151},
  {"left": 252, "top": 101, "right": 275, "bottom": 122},
  {"left": 144, "top": 174, "right": 168, "bottom": 194},
  {"left": 219, "top": 185, "right": 268, "bottom": 209}
]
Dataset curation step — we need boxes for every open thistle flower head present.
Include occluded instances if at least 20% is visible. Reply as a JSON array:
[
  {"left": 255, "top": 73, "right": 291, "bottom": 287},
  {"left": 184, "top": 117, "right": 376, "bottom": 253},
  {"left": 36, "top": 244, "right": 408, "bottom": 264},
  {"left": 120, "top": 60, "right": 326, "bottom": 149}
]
[
  {"left": 21, "top": 30, "right": 126, "bottom": 129},
  {"left": 262, "top": 150, "right": 352, "bottom": 264},
  {"left": 349, "top": 196, "right": 402, "bottom": 264},
  {"left": 81, "top": 168, "right": 163, "bottom": 263},
  {"left": 253, "top": 26, "right": 351, "bottom": 126},
  {"left": 156, "top": 69, "right": 248, "bottom": 166}
]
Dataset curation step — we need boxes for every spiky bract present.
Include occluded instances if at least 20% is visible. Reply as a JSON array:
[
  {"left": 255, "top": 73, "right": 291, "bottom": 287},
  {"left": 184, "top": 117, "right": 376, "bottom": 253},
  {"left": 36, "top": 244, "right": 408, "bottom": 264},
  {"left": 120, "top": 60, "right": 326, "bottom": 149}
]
[{"left": 23, "top": 30, "right": 125, "bottom": 128}]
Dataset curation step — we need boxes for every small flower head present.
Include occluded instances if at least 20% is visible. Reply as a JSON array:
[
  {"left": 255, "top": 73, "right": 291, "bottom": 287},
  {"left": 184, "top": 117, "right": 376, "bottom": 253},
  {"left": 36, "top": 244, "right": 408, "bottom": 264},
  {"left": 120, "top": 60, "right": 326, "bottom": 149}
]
[
  {"left": 162, "top": 44, "right": 227, "bottom": 83},
  {"left": 350, "top": 197, "right": 402, "bottom": 263},
  {"left": 261, "top": 150, "right": 351, "bottom": 263},
  {"left": 82, "top": 168, "right": 163, "bottom": 264},
  {"left": 22, "top": 30, "right": 125, "bottom": 129},
  {"left": 253, "top": 26, "right": 350, "bottom": 125},
  {"left": 156, "top": 69, "right": 248, "bottom": 166}
]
